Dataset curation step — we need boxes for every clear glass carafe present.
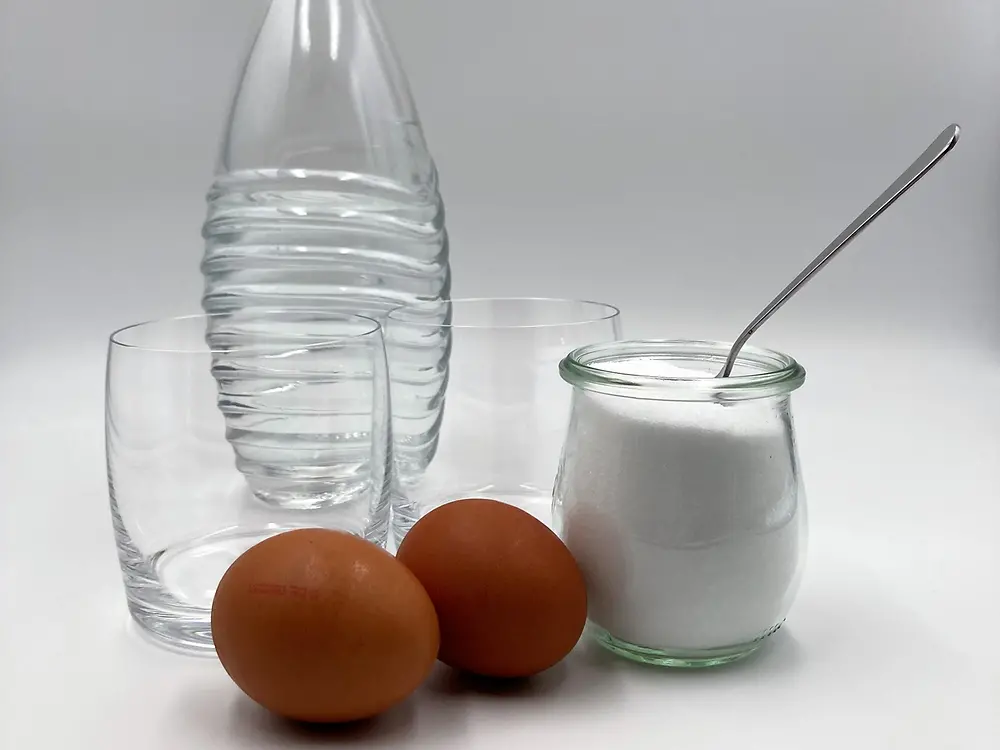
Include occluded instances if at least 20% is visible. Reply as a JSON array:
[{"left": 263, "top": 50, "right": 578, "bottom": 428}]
[
  {"left": 200, "top": 0, "right": 449, "bottom": 506},
  {"left": 554, "top": 340, "right": 808, "bottom": 667}
]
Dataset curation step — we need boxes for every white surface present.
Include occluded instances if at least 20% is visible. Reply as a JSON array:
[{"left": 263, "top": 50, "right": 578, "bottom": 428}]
[{"left": 2, "top": 343, "right": 998, "bottom": 749}]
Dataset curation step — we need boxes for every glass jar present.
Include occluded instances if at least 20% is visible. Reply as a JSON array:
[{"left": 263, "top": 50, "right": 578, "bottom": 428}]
[{"left": 553, "top": 339, "right": 808, "bottom": 667}]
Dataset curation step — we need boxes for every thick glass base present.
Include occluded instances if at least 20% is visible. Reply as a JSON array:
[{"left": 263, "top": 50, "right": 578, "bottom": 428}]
[
  {"left": 128, "top": 602, "right": 218, "bottom": 656},
  {"left": 248, "top": 478, "right": 373, "bottom": 512},
  {"left": 121, "top": 522, "right": 384, "bottom": 654},
  {"left": 590, "top": 622, "right": 782, "bottom": 668},
  {"left": 123, "top": 528, "right": 289, "bottom": 654}
]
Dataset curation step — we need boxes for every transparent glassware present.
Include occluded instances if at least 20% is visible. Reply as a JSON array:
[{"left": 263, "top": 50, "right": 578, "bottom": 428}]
[
  {"left": 206, "top": 309, "right": 392, "bottom": 512},
  {"left": 200, "top": 0, "right": 450, "bottom": 496},
  {"left": 385, "top": 298, "right": 622, "bottom": 546},
  {"left": 105, "top": 312, "right": 392, "bottom": 653},
  {"left": 554, "top": 340, "right": 808, "bottom": 668}
]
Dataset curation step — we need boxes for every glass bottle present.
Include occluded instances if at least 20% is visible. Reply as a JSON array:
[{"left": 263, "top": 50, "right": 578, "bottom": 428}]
[
  {"left": 554, "top": 339, "right": 808, "bottom": 667},
  {"left": 199, "top": 0, "right": 449, "bottom": 506}
]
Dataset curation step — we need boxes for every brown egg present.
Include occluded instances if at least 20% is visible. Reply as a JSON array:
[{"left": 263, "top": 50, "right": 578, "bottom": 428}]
[
  {"left": 396, "top": 498, "right": 587, "bottom": 678},
  {"left": 211, "top": 529, "right": 439, "bottom": 723}
]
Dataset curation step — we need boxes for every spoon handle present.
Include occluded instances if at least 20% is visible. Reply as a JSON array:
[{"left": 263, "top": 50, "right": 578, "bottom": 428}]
[{"left": 718, "top": 123, "right": 961, "bottom": 378}]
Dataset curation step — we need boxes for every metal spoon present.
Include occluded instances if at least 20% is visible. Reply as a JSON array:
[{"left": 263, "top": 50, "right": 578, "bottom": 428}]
[{"left": 717, "top": 123, "right": 961, "bottom": 378}]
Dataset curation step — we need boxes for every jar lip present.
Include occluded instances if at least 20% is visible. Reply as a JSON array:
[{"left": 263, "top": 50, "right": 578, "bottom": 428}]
[{"left": 559, "top": 339, "right": 806, "bottom": 402}]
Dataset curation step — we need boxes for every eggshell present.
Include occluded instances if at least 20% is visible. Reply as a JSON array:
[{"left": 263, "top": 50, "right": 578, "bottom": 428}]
[
  {"left": 211, "top": 529, "right": 439, "bottom": 723},
  {"left": 396, "top": 498, "right": 588, "bottom": 678}
]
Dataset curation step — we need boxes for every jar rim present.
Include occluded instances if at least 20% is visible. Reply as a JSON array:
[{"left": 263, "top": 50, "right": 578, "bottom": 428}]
[{"left": 559, "top": 339, "right": 806, "bottom": 402}]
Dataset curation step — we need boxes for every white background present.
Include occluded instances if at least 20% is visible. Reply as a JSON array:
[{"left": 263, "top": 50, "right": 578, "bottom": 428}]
[
  {"left": 1, "top": 0, "right": 998, "bottom": 747},
  {"left": 1, "top": 0, "right": 998, "bottom": 351}
]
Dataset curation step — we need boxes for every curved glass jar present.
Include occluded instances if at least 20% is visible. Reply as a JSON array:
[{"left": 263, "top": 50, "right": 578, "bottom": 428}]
[{"left": 554, "top": 340, "right": 807, "bottom": 667}]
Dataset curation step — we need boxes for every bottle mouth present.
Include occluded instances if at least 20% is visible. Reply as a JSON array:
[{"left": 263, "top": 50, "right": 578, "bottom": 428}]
[{"left": 559, "top": 339, "right": 805, "bottom": 402}]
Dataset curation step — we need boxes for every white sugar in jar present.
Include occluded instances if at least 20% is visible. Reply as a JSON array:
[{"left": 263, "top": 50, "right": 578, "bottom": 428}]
[{"left": 553, "top": 340, "right": 808, "bottom": 668}]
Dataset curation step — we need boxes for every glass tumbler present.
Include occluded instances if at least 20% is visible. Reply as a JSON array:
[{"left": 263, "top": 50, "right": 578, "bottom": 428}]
[
  {"left": 386, "top": 297, "right": 622, "bottom": 545},
  {"left": 554, "top": 340, "right": 808, "bottom": 668},
  {"left": 105, "top": 311, "right": 391, "bottom": 653}
]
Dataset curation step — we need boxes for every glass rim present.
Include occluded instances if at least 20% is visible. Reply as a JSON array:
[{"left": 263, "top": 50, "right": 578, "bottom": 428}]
[
  {"left": 108, "top": 311, "right": 383, "bottom": 355},
  {"left": 386, "top": 296, "right": 621, "bottom": 330},
  {"left": 559, "top": 339, "right": 806, "bottom": 402}
]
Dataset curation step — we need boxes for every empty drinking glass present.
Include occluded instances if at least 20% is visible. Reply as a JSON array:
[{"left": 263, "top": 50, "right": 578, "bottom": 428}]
[
  {"left": 105, "top": 311, "right": 391, "bottom": 653},
  {"left": 386, "top": 298, "right": 622, "bottom": 546}
]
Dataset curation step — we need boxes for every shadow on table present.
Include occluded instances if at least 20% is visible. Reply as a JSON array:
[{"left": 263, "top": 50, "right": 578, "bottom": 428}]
[
  {"left": 213, "top": 641, "right": 627, "bottom": 745},
  {"left": 420, "top": 644, "right": 630, "bottom": 710},
  {"left": 226, "top": 697, "right": 427, "bottom": 746},
  {"left": 188, "top": 630, "right": 804, "bottom": 745}
]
